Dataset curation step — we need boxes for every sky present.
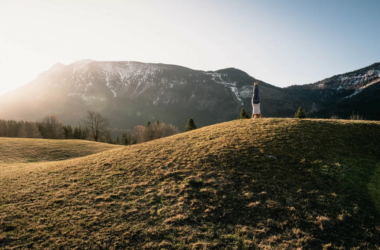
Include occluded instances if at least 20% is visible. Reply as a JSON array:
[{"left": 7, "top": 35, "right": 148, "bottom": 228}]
[{"left": 0, "top": 0, "right": 379, "bottom": 95}]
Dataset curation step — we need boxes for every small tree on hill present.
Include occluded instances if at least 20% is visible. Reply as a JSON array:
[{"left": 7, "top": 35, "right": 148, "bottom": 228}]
[
  {"left": 240, "top": 108, "right": 249, "bottom": 119},
  {"left": 185, "top": 119, "right": 197, "bottom": 132},
  {"left": 294, "top": 107, "right": 306, "bottom": 119}
]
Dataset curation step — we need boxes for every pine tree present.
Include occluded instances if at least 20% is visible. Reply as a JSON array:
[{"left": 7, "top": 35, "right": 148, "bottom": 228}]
[
  {"left": 105, "top": 131, "right": 113, "bottom": 144},
  {"left": 63, "top": 125, "right": 73, "bottom": 139},
  {"left": 294, "top": 107, "right": 306, "bottom": 119},
  {"left": 73, "top": 127, "right": 80, "bottom": 139},
  {"left": 146, "top": 121, "right": 151, "bottom": 127},
  {"left": 240, "top": 108, "right": 249, "bottom": 119},
  {"left": 185, "top": 119, "right": 197, "bottom": 132},
  {"left": 121, "top": 132, "right": 129, "bottom": 145},
  {"left": 116, "top": 136, "right": 120, "bottom": 144}
]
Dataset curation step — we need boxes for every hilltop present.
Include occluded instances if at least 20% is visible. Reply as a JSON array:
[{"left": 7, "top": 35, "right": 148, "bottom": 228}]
[{"left": 1, "top": 118, "right": 380, "bottom": 249}]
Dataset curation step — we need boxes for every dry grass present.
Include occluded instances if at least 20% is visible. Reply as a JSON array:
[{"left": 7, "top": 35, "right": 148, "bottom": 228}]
[
  {"left": 0, "top": 138, "right": 121, "bottom": 179},
  {"left": 0, "top": 137, "right": 120, "bottom": 164},
  {"left": 1, "top": 118, "right": 380, "bottom": 249}
]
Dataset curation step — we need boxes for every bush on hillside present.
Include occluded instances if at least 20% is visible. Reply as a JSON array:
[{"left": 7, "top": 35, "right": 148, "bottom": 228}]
[
  {"left": 130, "top": 121, "right": 179, "bottom": 143},
  {"left": 350, "top": 112, "right": 365, "bottom": 120},
  {"left": 294, "top": 107, "right": 306, "bottom": 119},
  {"left": 185, "top": 119, "right": 197, "bottom": 132},
  {"left": 240, "top": 108, "right": 249, "bottom": 119}
]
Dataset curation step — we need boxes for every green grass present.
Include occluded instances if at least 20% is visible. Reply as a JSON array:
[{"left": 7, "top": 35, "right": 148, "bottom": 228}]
[{"left": 1, "top": 118, "right": 380, "bottom": 249}]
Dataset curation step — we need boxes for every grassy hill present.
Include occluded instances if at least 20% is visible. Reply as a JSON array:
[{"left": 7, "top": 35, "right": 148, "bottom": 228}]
[
  {"left": 0, "top": 138, "right": 121, "bottom": 192},
  {"left": 0, "top": 137, "right": 121, "bottom": 164},
  {"left": 1, "top": 118, "right": 380, "bottom": 249}
]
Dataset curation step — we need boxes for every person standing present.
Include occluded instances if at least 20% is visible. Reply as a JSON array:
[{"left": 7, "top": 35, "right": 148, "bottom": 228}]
[{"left": 251, "top": 81, "right": 263, "bottom": 118}]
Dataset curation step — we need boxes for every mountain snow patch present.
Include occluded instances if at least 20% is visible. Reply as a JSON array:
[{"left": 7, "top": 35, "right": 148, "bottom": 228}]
[
  {"left": 345, "top": 89, "right": 363, "bottom": 99},
  {"left": 338, "top": 69, "right": 380, "bottom": 89},
  {"left": 207, "top": 72, "right": 243, "bottom": 104}
]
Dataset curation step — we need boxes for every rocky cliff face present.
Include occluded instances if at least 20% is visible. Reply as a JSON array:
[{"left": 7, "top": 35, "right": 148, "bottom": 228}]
[{"left": 0, "top": 60, "right": 379, "bottom": 130}]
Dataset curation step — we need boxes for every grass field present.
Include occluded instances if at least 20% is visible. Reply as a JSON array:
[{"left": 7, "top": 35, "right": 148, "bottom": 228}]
[
  {"left": 0, "top": 138, "right": 121, "bottom": 179},
  {"left": 0, "top": 137, "right": 121, "bottom": 164},
  {"left": 1, "top": 118, "right": 380, "bottom": 249}
]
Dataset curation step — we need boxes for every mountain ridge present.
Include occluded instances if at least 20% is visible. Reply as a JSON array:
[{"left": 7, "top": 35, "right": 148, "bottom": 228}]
[{"left": 0, "top": 60, "right": 379, "bottom": 129}]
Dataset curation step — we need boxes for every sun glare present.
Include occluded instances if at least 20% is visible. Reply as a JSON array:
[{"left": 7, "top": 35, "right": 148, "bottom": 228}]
[{"left": 0, "top": 39, "right": 60, "bottom": 95}]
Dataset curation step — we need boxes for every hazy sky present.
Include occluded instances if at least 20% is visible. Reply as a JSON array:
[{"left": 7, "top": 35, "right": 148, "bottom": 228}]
[{"left": 0, "top": 0, "right": 379, "bottom": 95}]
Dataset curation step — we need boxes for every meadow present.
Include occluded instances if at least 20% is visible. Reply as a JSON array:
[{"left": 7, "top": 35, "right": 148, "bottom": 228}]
[{"left": 1, "top": 118, "right": 380, "bottom": 249}]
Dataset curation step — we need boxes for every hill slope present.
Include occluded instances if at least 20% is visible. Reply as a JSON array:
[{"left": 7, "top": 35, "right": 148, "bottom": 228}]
[
  {"left": 1, "top": 119, "right": 380, "bottom": 249},
  {"left": 0, "top": 137, "right": 121, "bottom": 164},
  {"left": 0, "top": 138, "right": 121, "bottom": 178}
]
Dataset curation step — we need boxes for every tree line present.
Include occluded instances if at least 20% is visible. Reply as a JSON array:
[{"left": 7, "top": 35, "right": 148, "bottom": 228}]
[
  {"left": 0, "top": 111, "right": 191, "bottom": 145},
  {"left": 0, "top": 116, "right": 90, "bottom": 140}
]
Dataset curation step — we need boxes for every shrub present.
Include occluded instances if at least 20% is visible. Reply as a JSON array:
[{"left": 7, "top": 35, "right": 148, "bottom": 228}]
[
  {"left": 240, "top": 108, "right": 249, "bottom": 119},
  {"left": 185, "top": 119, "right": 197, "bottom": 132},
  {"left": 350, "top": 112, "right": 364, "bottom": 120},
  {"left": 294, "top": 107, "right": 306, "bottom": 119},
  {"left": 130, "top": 122, "right": 179, "bottom": 143}
]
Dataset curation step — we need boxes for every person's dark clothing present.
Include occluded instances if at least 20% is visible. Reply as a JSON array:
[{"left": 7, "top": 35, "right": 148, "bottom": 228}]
[{"left": 252, "top": 85, "right": 260, "bottom": 104}]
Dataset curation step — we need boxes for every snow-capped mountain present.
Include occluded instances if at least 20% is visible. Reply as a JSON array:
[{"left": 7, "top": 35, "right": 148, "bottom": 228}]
[
  {"left": 0, "top": 60, "right": 379, "bottom": 129},
  {"left": 0, "top": 60, "right": 302, "bottom": 129},
  {"left": 286, "top": 62, "right": 380, "bottom": 118},
  {"left": 302, "top": 63, "right": 380, "bottom": 90}
]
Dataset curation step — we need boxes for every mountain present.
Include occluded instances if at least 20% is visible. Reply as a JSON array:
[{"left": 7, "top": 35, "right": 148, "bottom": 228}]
[
  {"left": 286, "top": 62, "right": 380, "bottom": 119},
  {"left": 0, "top": 60, "right": 305, "bottom": 129},
  {"left": 0, "top": 60, "right": 379, "bottom": 129},
  {"left": 2, "top": 119, "right": 380, "bottom": 249}
]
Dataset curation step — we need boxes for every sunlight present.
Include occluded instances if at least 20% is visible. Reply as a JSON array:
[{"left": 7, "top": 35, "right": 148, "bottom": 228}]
[{"left": 0, "top": 39, "right": 57, "bottom": 95}]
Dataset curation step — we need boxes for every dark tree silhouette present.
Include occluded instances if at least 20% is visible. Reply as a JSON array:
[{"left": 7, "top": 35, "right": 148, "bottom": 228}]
[
  {"left": 185, "top": 119, "right": 197, "bottom": 132},
  {"left": 39, "top": 115, "right": 64, "bottom": 139},
  {"left": 240, "top": 108, "right": 249, "bottom": 119},
  {"left": 294, "top": 107, "right": 306, "bottom": 119},
  {"left": 82, "top": 111, "right": 108, "bottom": 141}
]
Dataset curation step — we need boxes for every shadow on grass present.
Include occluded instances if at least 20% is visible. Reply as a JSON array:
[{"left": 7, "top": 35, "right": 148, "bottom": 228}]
[{"left": 180, "top": 120, "right": 380, "bottom": 249}]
